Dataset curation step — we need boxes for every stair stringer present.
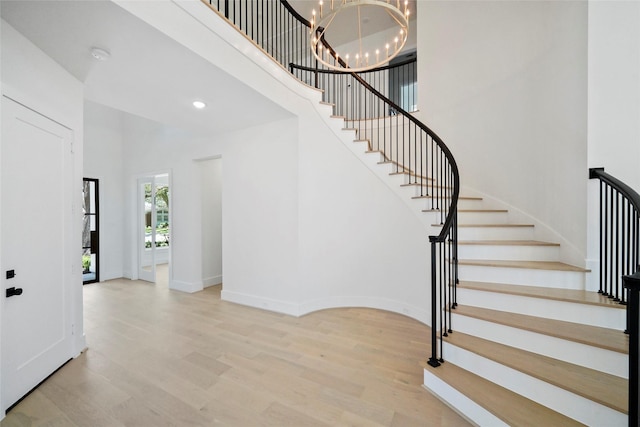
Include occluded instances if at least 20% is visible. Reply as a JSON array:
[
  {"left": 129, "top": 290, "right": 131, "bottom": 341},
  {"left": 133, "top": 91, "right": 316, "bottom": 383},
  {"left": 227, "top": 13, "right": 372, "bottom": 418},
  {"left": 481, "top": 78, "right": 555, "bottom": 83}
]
[{"left": 320, "top": 115, "right": 447, "bottom": 232}]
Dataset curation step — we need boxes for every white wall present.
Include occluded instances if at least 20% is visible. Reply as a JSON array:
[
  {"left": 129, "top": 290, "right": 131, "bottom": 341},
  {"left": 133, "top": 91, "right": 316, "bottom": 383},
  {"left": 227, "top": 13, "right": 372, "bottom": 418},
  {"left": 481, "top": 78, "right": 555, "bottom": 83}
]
[
  {"left": 84, "top": 101, "right": 125, "bottom": 281},
  {"left": 587, "top": 1, "right": 640, "bottom": 190},
  {"left": 417, "top": 1, "right": 589, "bottom": 266},
  {"left": 1, "top": 19, "right": 86, "bottom": 414},
  {"left": 199, "top": 158, "right": 223, "bottom": 287},
  {"left": 585, "top": 1, "right": 640, "bottom": 289}
]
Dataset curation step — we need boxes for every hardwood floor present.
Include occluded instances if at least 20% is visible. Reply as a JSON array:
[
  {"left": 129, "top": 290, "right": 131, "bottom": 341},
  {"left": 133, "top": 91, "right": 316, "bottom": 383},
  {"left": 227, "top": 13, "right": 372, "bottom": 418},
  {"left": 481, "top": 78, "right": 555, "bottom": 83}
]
[{"left": 1, "top": 275, "right": 470, "bottom": 426}]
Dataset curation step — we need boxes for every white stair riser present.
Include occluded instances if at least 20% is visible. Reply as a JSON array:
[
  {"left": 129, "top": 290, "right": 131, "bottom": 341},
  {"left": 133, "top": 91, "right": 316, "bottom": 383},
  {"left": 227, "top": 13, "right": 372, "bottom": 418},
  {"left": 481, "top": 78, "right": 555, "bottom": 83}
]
[
  {"left": 451, "top": 313, "right": 628, "bottom": 378},
  {"left": 458, "top": 226, "right": 534, "bottom": 240},
  {"left": 402, "top": 183, "right": 454, "bottom": 199},
  {"left": 443, "top": 344, "right": 627, "bottom": 426},
  {"left": 422, "top": 371, "right": 509, "bottom": 427},
  {"left": 458, "top": 244, "right": 559, "bottom": 262},
  {"left": 395, "top": 174, "right": 434, "bottom": 186},
  {"left": 456, "top": 288, "right": 627, "bottom": 330},
  {"left": 458, "top": 265, "right": 585, "bottom": 289},
  {"left": 457, "top": 199, "right": 484, "bottom": 210},
  {"left": 458, "top": 211, "right": 509, "bottom": 224},
  {"left": 413, "top": 198, "right": 485, "bottom": 211}
]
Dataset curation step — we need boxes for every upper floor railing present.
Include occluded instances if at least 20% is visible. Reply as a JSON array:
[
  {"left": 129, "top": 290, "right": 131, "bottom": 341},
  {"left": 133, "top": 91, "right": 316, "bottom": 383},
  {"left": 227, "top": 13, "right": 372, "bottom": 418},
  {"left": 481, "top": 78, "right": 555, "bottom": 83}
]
[{"left": 203, "top": 0, "right": 458, "bottom": 368}]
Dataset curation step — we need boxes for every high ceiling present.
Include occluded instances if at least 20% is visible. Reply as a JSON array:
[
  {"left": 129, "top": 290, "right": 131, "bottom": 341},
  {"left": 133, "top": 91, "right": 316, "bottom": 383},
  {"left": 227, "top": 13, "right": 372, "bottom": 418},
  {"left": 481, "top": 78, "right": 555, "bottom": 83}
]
[
  {"left": 1, "top": 1, "right": 292, "bottom": 136},
  {"left": 288, "top": 0, "right": 417, "bottom": 46}
]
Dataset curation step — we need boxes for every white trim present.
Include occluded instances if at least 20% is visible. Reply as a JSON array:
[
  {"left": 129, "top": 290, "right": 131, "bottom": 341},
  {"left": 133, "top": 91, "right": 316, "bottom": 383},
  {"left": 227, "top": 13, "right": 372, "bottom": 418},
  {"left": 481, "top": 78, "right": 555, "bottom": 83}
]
[
  {"left": 169, "top": 280, "right": 202, "bottom": 294},
  {"left": 299, "top": 296, "right": 430, "bottom": 326},
  {"left": 220, "top": 291, "right": 431, "bottom": 325},
  {"left": 203, "top": 275, "right": 222, "bottom": 288},
  {"left": 221, "top": 290, "right": 300, "bottom": 316}
]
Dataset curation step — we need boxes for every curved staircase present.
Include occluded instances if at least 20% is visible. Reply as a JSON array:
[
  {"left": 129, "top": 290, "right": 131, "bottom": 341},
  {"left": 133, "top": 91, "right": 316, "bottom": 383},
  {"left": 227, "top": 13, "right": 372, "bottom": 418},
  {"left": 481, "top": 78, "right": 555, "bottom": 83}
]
[
  {"left": 199, "top": 1, "right": 631, "bottom": 424},
  {"left": 317, "top": 99, "right": 629, "bottom": 425}
]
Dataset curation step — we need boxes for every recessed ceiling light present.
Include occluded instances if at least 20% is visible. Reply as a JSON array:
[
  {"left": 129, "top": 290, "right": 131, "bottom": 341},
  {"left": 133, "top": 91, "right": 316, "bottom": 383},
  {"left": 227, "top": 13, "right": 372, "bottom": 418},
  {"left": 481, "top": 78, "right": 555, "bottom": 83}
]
[
  {"left": 90, "top": 47, "right": 111, "bottom": 61},
  {"left": 192, "top": 101, "right": 207, "bottom": 109}
]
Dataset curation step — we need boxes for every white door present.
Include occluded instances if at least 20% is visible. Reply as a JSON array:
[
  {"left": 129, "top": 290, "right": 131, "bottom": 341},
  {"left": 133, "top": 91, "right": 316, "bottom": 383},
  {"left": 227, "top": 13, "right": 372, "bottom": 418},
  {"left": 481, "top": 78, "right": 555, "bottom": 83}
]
[
  {"left": 1, "top": 96, "right": 74, "bottom": 412},
  {"left": 138, "top": 176, "right": 156, "bottom": 282}
]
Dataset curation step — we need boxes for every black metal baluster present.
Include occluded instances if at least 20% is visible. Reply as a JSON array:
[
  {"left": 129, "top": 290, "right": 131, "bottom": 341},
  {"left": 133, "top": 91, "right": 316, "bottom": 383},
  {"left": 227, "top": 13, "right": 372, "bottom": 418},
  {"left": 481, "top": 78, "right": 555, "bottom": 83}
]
[{"left": 615, "top": 190, "right": 620, "bottom": 300}]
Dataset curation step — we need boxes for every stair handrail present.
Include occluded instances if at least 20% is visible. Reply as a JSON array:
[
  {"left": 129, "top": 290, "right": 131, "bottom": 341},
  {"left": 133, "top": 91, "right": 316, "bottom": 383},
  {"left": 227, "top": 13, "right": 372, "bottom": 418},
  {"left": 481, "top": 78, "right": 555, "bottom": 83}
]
[
  {"left": 590, "top": 167, "right": 639, "bottom": 427},
  {"left": 203, "top": 0, "right": 459, "bottom": 368},
  {"left": 288, "top": 63, "right": 459, "bottom": 242},
  {"left": 589, "top": 167, "right": 640, "bottom": 308}
]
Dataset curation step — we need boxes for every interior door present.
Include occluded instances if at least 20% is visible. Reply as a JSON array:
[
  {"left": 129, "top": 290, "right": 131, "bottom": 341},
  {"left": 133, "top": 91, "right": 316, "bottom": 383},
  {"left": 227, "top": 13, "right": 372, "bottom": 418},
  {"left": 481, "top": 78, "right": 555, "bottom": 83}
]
[
  {"left": 138, "top": 176, "right": 156, "bottom": 282},
  {"left": 82, "top": 178, "right": 99, "bottom": 284},
  {"left": 1, "top": 96, "right": 74, "bottom": 412}
]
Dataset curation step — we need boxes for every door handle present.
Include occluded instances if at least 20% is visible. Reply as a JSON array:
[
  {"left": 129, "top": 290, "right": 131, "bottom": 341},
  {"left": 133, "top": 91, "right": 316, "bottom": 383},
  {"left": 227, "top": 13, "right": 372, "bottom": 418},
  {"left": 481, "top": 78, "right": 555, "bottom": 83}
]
[{"left": 6, "top": 287, "right": 23, "bottom": 298}]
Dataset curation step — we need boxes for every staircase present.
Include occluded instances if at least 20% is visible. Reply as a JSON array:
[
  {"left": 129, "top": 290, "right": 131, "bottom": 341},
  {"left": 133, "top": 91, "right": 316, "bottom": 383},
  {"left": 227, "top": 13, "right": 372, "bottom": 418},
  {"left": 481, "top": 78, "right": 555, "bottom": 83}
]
[
  {"left": 426, "top": 198, "right": 629, "bottom": 426},
  {"left": 321, "top": 109, "right": 630, "bottom": 425},
  {"left": 197, "top": 1, "right": 631, "bottom": 424}
]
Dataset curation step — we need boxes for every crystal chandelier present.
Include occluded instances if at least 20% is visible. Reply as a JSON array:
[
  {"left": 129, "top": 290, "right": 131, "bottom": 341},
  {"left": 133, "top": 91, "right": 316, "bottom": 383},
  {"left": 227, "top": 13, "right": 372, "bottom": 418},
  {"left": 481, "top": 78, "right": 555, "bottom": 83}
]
[{"left": 310, "top": 0, "right": 410, "bottom": 72}]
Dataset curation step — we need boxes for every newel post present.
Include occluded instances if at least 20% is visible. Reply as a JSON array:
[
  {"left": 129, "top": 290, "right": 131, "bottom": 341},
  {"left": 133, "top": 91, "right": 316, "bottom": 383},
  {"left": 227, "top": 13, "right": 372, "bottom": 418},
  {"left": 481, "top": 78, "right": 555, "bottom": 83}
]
[
  {"left": 428, "top": 236, "right": 441, "bottom": 368},
  {"left": 624, "top": 271, "right": 640, "bottom": 427}
]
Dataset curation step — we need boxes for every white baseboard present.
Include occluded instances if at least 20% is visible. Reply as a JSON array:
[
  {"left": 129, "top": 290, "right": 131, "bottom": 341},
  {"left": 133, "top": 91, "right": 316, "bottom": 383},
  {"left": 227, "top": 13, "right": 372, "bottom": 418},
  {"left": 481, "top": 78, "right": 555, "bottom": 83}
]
[
  {"left": 299, "top": 296, "right": 430, "bottom": 326},
  {"left": 170, "top": 280, "right": 203, "bottom": 293},
  {"left": 221, "top": 289, "right": 300, "bottom": 316},
  {"left": 203, "top": 275, "right": 223, "bottom": 288},
  {"left": 100, "top": 270, "right": 124, "bottom": 282},
  {"left": 221, "top": 290, "right": 432, "bottom": 325}
]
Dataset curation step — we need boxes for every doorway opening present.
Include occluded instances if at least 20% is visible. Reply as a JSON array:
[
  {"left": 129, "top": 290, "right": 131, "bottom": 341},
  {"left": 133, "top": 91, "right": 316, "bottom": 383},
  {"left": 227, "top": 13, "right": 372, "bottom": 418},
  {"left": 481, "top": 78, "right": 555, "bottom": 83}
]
[
  {"left": 82, "top": 178, "right": 99, "bottom": 284},
  {"left": 138, "top": 173, "right": 170, "bottom": 286}
]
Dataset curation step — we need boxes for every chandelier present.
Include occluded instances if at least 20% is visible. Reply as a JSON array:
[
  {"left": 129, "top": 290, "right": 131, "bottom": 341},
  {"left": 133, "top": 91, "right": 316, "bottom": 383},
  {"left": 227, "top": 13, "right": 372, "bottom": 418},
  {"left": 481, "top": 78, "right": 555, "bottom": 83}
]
[{"left": 310, "top": 0, "right": 410, "bottom": 72}]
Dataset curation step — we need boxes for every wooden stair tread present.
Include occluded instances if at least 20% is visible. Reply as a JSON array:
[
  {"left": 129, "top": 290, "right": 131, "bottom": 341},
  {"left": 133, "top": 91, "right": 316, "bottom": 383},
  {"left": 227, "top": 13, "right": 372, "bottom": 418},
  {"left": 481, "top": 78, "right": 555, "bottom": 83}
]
[
  {"left": 458, "top": 209, "right": 508, "bottom": 213},
  {"left": 319, "top": 101, "right": 334, "bottom": 107},
  {"left": 444, "top": 331, "right": 628, "bottom": 413},
  {"left": 453, "top": 305, "right": 629, "bottom": 354},
  {"left": 458, "top": 280, "right": 626, "bottom": 309},
  {"left": 404, "top": 183, "right": 453, "bottom": 190},
  {"left": 423, "top": 362, "right": 584, "bottom": 426},
  {"left": 457, "top": 223, "right": 534, "bottom": 228},
  {"left": 458, "top": 259, "right": 589, "bottom": 272},
  {"left": 412, "top": 195, "right": 482, "bottom": 201},
  {"left": 458, "top": 239, "right": 559, "bottom": 246}
]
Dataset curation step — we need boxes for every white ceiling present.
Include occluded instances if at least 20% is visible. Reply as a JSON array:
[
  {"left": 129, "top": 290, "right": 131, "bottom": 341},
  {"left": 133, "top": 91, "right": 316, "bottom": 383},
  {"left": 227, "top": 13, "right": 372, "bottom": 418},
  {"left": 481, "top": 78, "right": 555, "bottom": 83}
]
[{"left": 1, "top": 0, "right": 292, "bottom": 137}]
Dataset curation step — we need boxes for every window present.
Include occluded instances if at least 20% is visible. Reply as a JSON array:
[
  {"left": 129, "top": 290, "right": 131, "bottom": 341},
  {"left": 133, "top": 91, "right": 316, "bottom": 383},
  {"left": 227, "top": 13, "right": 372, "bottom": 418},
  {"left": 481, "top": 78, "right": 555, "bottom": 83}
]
[{"left": 389, "top": 51, "right": 418, "bottom": 113}]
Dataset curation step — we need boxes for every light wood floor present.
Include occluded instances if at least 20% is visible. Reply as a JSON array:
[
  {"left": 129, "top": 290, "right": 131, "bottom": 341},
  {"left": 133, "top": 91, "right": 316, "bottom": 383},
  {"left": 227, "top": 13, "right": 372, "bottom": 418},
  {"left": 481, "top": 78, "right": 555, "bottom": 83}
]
[{"left": 1, "top": 274, "right": 470, "bottom": 426}]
